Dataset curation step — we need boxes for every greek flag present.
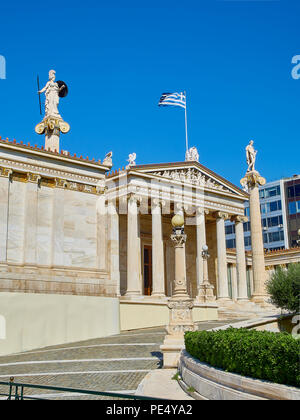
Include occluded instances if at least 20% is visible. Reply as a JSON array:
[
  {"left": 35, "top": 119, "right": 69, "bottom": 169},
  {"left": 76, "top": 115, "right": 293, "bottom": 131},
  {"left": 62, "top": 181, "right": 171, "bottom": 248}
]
[{"left": 158, "top": 92, "right": 186, "bottom": 109}]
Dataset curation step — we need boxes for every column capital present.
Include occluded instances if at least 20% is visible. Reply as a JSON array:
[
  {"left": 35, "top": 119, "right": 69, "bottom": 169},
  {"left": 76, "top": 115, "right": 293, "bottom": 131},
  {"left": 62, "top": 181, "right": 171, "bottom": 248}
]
[
  {"left": 240, "top": 170, "right": 266, "bottom": 189},
  {"left": 214, "top": 211, "right": 229, "bottom": 220},
  {"left": 152, "top": 198, "right": 166, "bottom": 208},
  {"left": 174, "top": 202, "right": 190, "bottom": 214},
  {"left": 196, "top": 208, "right": 209, "bottom": 216},
  {"left": 27, "top": 173, "right": 41, "bottom": 184},
  {"left": 0, "top": 167, "right": 13, "bottom": 179},
  {"left": 128, "top": 193, "right": 142, "bottom": 204},
  {"left": 232, "top": 215, "right": 248, "bottom": 223}
]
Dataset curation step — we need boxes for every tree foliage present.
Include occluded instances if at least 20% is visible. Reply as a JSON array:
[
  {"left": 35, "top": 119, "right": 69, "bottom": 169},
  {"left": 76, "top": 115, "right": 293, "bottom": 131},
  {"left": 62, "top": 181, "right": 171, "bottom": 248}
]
[{"left": 266, "top": 263, "right": 300, "bottom": 313}]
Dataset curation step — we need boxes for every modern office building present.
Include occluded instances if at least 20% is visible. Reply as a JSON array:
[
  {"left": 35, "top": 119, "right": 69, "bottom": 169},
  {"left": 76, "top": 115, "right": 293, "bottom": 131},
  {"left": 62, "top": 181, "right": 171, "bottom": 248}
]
[{"left": 226, "top": 175, "right": 300, "bottom": 251}]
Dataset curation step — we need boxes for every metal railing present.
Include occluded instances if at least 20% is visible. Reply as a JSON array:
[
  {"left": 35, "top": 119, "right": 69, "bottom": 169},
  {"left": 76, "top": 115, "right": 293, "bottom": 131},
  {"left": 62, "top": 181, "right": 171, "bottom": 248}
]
[{"left": 0, "top": 377, "right": 160, "bottom": 400}]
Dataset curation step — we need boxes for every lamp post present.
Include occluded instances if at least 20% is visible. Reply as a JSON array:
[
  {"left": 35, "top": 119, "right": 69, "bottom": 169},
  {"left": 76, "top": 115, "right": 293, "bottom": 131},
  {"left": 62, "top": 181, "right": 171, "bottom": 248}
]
[
  {"left": 160, "top": 213, "right": 195, "bottom": 368},
  {"left": 196, "top": 244, "right": 216, "bottom": 303},
  {"left": 297, "top": 228, "right": 300, "bottom": 246}
]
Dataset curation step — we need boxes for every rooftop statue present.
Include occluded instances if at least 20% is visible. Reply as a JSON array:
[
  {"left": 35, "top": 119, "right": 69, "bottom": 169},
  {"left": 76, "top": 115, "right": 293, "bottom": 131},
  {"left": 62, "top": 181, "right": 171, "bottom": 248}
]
[
  {"left": 185, "top": 146, "right": 199, "bottom": 162},
  {"left": 246, "top": 140, "right": 257, "bottom": 173},
  {"left": 38, "top": 70, "right": 67, "bottom": 119},
  {"left": 126, "top": 153, "right": 137, "bottom": 169},
  {"left": 35, "top": 70, "right": 70, "bottom": 152}
]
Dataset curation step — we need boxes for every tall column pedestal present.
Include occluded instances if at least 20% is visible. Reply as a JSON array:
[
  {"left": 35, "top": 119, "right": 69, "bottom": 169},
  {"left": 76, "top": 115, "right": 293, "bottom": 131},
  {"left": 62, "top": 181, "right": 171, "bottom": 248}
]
[{"left": 241, "top": 170, "right": 268, "bottom": 305}]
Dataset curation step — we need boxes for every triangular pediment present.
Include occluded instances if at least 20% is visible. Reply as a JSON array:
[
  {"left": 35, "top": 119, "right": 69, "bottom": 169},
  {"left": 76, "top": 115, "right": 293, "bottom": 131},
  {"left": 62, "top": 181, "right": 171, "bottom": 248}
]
[{"left": 132, "top": 162, "right": 248, "bottom": 198}]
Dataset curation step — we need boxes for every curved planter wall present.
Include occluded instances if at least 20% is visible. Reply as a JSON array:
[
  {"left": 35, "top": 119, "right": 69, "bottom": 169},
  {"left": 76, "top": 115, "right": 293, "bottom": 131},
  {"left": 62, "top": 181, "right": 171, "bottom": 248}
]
[{"left": 179, "top": 350, "right": 300, "bottom": 400}]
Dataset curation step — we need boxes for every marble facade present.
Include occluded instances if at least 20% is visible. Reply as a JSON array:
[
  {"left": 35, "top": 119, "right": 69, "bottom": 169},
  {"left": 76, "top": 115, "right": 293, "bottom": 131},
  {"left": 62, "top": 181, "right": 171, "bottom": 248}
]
[{"left": 1, "top": 137, "right": 299, "bottom": 331}]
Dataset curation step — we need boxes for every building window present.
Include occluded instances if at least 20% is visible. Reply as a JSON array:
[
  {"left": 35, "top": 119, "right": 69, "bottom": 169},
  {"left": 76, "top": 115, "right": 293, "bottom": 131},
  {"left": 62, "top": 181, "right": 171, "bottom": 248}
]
[
  {"left": 225, "top": 225, "right": 235, "bottom": 235},
  {"left": 243, "top": 221, "right": 251, "bottom": 232},
  {"left": 289, "top": 200, "right": 300, "bottom": 215},
  {"left": 288, "top": 185, "right": 300, "bottom": 198},
  {"left": 264, "top": 186, "right": 281, "bottom": 198},
  {"left": 226, "top": 239, "right": 236, "bottom": 249},
  {"left": 268, "top": 231, "right": 284, "bottom": 243},
  {"left": 244, "top": 236, "right": 251, "bottom": 247}
]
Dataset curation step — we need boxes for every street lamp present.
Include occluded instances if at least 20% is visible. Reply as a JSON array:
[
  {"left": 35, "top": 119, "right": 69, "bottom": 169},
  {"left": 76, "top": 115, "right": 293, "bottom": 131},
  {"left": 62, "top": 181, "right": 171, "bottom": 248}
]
[
  {"left": 196, "top": 244, "right": 215, "bottom": 303},
  {"left": 297, "top": 228, "right": 300, "bottom": 246}
]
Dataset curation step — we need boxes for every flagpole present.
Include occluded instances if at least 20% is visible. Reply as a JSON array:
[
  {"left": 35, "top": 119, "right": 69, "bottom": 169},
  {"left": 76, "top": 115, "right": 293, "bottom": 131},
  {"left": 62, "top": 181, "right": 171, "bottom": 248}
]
[{"left": 184, "top": 90, "right": 189, "bottom": 154}]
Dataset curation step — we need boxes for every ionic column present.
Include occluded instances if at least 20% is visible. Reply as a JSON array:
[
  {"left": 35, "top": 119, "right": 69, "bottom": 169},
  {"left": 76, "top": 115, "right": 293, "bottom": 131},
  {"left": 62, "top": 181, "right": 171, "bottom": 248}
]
[
  {"left": 234, "top": 215, "right": 249, "bottom": 301},
  {"left": 215, "top": 212, "right": 230, "bottom": 300},
  {"left": 241, "top": 170, "right": 267, "bottom": 303},
  {"left": 195, "top": 208, "right": 207, "bottom": 290},
  {"left": 151, "top": 199, "right": 165, "bottom": 297},
  {"left": 108, "top": 200, "right": 120, "bottom": 296},
  {"left": 125, "top": 194, "right": 142, "bottom": 297}
]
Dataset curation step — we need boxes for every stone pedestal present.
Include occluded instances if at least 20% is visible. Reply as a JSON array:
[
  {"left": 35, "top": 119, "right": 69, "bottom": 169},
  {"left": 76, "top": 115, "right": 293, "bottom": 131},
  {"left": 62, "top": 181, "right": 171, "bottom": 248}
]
[
  {"left": 161, "top": 227, "right": 195, "bottom": 368},
  {"left": 241, "top": 170, "right": 267, "bottom": 304},
  {"left": 35, "top": 117, "right": 70, "bottom": 153}
]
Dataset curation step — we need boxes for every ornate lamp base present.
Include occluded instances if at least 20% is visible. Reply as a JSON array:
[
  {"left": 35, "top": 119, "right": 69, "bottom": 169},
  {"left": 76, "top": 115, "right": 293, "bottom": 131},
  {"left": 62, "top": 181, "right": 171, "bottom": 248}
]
[
  {"left": 196, "top": 283, "right": 216, "bottom": 303},
  {"left": 160, "top": 297, "right": 195, "bottom": 368}
]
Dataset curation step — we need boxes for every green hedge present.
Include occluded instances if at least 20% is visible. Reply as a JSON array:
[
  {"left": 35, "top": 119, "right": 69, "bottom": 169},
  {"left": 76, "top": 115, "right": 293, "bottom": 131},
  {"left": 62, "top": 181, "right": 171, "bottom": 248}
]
[{"left": 185, "top": 328, "right": 300, "bottom": 388}]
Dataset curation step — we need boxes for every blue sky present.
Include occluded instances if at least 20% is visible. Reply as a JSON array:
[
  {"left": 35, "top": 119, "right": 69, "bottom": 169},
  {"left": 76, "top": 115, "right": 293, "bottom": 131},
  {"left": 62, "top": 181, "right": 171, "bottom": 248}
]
[{"left": 0, "top": 0, "right": 299, "bottom": 185}]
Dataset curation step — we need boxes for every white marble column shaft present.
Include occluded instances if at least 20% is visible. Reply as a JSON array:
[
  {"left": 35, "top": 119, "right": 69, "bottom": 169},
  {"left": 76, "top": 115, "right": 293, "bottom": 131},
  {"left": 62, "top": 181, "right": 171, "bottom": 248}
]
[
  {"left": 196, "top": 209, "right": 207, "bottom": 290},
  {"left": 216, "top": 212, "right": 230, "bottom": 300},
  {"left": 125, "top": 195, "right": 142, "bottom": 297},
  {"left": 235, "top": 216, "right": 249, "bottom": 301},
  {"left": 151, "top": 200, "right": 165, "bottom": 297},
  {"left": 108, "top": 200, "right": 120, "bottom": 296}
]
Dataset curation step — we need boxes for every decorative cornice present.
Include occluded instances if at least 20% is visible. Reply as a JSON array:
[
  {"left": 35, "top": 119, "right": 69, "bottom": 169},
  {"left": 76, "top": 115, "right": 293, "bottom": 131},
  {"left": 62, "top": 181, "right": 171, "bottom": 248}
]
[{"left": 0, "top": 159, "right": 104, "bottom": 184}]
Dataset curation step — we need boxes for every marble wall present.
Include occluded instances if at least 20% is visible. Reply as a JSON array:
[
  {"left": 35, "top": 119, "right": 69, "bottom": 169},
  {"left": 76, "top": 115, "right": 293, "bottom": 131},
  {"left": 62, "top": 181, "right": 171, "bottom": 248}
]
[{"left": 0, "top": 176, "right": 114, "bottom": 297}]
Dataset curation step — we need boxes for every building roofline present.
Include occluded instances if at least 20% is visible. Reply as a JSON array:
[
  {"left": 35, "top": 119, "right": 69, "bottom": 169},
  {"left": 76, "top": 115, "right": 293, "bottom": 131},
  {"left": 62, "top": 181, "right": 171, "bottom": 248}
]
[{"left": 0, "top": 136, "right": 112, "bottom": 171}]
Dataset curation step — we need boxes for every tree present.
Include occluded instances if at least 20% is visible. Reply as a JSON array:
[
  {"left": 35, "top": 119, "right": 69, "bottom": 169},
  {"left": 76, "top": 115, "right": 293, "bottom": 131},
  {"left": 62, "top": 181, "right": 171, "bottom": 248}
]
[{"left": 266, "top": 263, "right": 300, "bottom": 313}]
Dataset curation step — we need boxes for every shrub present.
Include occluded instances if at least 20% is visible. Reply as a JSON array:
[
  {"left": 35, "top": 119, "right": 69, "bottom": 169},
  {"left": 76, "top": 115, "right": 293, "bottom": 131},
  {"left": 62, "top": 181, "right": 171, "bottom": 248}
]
[
  {"left": 185, "top": 328, "right": 300, "bottom": 387},
  {"left": 266, "top": 263, "right": 300, "bottom": 313}
]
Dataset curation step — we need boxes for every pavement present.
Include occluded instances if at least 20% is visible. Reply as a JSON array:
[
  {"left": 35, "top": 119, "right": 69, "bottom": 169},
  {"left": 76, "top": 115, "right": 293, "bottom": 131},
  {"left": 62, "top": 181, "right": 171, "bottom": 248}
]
[{"left": 0, "top": 319, "right": 240, "bottom": 400}]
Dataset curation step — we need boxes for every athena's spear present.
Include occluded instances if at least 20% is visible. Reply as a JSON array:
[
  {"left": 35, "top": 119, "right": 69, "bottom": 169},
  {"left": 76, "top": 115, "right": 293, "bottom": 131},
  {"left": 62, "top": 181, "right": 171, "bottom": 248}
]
[{"left": 37, "top": 75, "right": 42, "bottom": 116}]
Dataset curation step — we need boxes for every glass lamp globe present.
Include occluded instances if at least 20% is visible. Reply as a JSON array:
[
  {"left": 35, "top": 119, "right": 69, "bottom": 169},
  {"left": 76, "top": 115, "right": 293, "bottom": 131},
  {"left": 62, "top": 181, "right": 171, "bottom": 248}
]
[{"left": 171, "top": 214, "right": 184, "bottom": 228}]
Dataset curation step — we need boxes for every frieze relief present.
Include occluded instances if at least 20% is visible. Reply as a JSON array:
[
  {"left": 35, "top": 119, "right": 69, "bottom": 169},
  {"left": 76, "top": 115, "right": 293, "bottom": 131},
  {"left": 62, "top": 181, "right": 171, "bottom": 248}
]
[
  {"left": 151, "top": 168, "right": 232, "bottom": 193},
  {"left": 0, "top": 165, "right": 104, "bottom": 195}
]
